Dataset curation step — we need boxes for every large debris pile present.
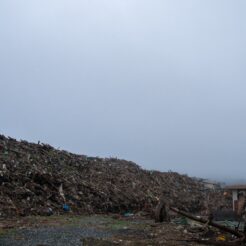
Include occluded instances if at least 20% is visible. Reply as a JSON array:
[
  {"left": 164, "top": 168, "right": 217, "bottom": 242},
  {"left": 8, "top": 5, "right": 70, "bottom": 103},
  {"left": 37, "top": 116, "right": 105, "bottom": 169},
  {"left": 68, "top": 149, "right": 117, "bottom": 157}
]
[{"left": 0, "top": 135, "right": 229, "bottom": 217}]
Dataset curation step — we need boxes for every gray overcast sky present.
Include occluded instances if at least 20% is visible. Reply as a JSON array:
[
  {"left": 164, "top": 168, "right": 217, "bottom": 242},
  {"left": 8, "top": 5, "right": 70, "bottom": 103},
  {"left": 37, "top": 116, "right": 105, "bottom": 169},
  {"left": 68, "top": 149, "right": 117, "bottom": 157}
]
[{"left": 0, "top": 0, "right": 246, "bottom": 180}]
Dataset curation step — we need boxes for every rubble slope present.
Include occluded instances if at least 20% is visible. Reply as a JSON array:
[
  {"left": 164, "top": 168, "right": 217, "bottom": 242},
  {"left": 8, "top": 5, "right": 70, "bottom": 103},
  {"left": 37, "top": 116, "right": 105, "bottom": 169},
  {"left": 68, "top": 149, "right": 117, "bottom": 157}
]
[{"left": 0, "top": 135, "right": 228, "bottom": 217}]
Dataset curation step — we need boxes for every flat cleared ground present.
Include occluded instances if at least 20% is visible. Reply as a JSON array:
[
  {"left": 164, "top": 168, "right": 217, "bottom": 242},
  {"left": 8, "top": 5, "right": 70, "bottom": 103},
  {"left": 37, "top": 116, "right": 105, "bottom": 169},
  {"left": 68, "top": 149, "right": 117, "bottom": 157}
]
[{"left": 0, "top": 215, "right": 204, "bottom": 246}]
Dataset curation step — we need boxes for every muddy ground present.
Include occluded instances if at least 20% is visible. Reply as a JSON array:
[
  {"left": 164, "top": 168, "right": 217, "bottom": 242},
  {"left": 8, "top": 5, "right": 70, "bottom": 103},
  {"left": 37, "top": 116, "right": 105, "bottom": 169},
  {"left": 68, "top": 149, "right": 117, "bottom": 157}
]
[{"left": 0, "top": 214, "right": 207, "bottom": 246}]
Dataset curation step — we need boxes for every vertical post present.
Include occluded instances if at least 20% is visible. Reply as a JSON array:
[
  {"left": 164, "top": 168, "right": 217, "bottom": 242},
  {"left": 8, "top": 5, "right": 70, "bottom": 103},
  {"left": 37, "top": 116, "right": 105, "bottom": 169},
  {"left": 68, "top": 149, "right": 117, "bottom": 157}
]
[{"left": 232, "top": 190, "right": 238, "bottom": 211}]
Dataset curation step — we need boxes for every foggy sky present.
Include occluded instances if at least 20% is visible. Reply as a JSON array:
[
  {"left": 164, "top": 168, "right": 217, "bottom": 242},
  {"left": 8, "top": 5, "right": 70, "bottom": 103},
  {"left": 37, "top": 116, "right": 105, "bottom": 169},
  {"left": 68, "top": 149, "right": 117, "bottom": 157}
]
[{"left": 1, "top": 0, "right": 246, "bottom": 180}]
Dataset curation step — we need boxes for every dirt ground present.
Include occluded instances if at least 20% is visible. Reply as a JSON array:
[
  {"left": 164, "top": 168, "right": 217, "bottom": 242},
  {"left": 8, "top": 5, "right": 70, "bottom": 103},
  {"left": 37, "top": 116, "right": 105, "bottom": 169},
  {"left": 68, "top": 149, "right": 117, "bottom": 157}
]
[{"left": 0, "top": 214, "right": 206, "bottom": 246}]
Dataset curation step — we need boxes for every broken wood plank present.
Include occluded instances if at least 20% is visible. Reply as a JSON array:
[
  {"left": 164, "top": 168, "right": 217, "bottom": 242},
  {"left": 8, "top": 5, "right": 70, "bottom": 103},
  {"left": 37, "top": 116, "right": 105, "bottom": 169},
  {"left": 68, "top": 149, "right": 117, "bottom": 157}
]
[{"left": 170, "top": 207, "right": 244, "bottom": 238}]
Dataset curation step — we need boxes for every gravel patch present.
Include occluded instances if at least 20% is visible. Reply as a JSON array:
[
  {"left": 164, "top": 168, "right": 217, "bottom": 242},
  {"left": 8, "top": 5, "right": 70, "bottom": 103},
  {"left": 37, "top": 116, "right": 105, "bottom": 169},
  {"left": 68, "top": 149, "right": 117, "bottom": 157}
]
[{"left": 0, "top": 226, "right": 112, "bottom": 246}]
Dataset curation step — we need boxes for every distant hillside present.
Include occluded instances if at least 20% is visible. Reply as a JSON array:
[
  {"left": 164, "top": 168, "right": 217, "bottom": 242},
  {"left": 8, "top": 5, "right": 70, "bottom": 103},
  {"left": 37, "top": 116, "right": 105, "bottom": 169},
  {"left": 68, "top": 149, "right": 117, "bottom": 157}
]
[{"left": 0, "top": 135, "right": 229, "bottom": 217}]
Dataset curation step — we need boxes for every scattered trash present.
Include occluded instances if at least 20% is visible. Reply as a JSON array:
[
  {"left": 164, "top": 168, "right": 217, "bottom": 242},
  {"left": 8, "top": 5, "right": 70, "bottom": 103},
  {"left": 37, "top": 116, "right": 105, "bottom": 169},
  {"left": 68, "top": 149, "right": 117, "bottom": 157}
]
[
  {"left": 123, "top": 212, "right": 134, "bottom": 217},
  {"left": 170, "top": 206, "right": 246, "bottom": 245},
  {"left": 63, "top": 204, "right": 70, "bottom": 212},
  {"left": 216, "top": 234, "right": 226, "bottom": 241}
]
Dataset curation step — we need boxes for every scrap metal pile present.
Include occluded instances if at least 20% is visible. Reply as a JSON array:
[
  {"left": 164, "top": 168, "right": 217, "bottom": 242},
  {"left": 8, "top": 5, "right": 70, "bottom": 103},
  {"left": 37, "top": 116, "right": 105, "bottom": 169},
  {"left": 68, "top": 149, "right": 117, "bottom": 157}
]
[{"left": 0, "top": 135, "right": 230, "bottom": 218}]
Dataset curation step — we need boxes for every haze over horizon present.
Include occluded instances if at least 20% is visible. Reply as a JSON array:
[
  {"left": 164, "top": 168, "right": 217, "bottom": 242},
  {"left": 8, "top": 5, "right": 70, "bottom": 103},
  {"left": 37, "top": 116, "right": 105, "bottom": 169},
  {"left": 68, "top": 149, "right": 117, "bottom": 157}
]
[{"left": 1, "top": 1, "right": 246, "bottom": 181}]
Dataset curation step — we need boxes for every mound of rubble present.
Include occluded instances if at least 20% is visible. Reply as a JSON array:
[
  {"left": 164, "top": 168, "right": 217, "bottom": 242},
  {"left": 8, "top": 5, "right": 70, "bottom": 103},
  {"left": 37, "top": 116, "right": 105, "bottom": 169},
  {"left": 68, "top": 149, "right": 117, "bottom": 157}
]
[{"left": 0, "top": 135, "right": 229, "bottom": 218}]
